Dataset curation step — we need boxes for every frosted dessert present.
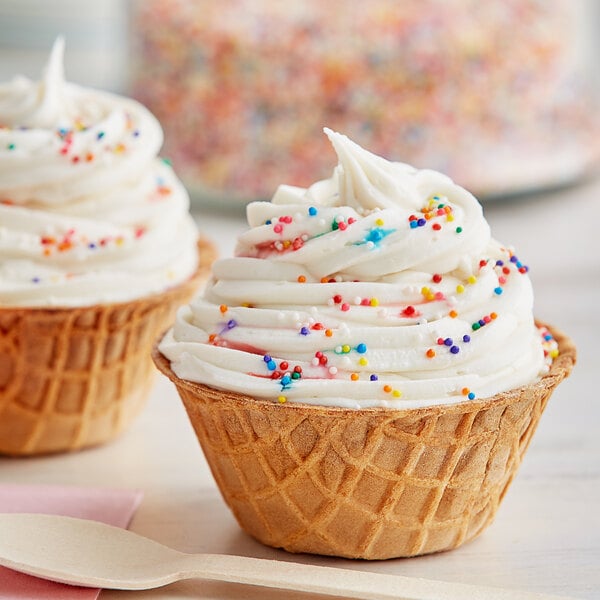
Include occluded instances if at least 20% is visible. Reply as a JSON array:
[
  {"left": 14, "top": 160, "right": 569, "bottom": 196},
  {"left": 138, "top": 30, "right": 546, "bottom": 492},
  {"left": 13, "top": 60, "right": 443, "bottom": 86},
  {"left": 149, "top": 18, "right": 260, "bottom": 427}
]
[
  {"left": 0, "top": 39, "right": 209, "bottom": 456},
  {"left": 160, "top": 128, "right": 557, "bottom": 409},
  {"left": 0, "top": 37, "right": 198, "bottom": 307},
  {"left": 155, "top": 128, "right": 574, "bottom": 559}
]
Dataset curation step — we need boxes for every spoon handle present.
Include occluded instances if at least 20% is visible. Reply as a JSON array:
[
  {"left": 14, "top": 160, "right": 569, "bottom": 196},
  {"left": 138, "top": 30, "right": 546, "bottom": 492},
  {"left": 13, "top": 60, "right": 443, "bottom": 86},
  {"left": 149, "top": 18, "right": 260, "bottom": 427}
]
[{"left": 182, "top": 553, "right": 575, "bottom": 600}]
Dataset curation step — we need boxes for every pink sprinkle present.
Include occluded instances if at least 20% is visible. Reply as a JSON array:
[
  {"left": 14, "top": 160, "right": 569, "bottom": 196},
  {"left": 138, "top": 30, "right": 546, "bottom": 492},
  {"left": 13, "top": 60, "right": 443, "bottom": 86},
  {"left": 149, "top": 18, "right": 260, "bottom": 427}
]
[
  {"left": 341, "top": 303, "right": 350, "bottom": 311},
  {"left": 273, "top": 224, "right": 283, "bottom": 234}
]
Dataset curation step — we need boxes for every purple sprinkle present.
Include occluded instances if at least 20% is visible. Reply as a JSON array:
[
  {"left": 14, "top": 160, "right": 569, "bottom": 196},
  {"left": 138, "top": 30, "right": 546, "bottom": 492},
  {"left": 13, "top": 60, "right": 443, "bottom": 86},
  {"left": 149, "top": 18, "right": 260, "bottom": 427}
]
[
  {"left": 495, "top": 260, "right": 504, "bottom": 266},
  {"left": 444, "top": 338, "right": 453, "bottom": 346},
  {"left": 263, "top": 354, "right": 272, "bottom": 362},
  {"left": 31, "top": 277, "right": 40, "bottom": 283},
  {"left": 300, "top": 327, "right": 310, "bottom": 336},
  {"left": 450, "top": 346, "right": 460, "bottom": 354},
  {"left": 478, "top": 319, "right": 485, "bottom": 327},
  {"left": 510, "top": 256, "right": 518, "bottom": 263},
  {"left": 417, "top": 218, "right": 426, "bottom": 227},
  {"left": 462, "top": 334, "right": 471, "bottom": 343},
  {"left": 370, "top": 374, "right": 378, "bottom": 381},
  {"left": 227, "top": 319, "right": 237, "bottom": 329}
]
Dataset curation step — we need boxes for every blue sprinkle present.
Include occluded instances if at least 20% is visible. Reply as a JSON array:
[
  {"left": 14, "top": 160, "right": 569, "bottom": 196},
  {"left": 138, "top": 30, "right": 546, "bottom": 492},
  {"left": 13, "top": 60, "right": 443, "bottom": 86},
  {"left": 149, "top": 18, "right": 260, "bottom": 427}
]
[
  {"left": 478, "top": 319, "right": 485, "bottom": 327},
  {"left": 494, "top": 287, "right": 503, "bottom": 295},
  {"left": 308, "top": 206, "right": 318, "bottom": 216},
  {"left": 417, "top": 218, "right": 426, "bottom": 227},
  {"left": 88, "top": 243, "right": 97, "bottom": 249},
  {"left": 462, "top": 335, "right": 471, "bottom": 343},
  {"left": 31, "top": 277, "right": 40, "bottom": 283},
  {"left": 444, "top": 338, "right": 453, "bottom": 347},
  {"left": 281, "top": 375, "right": 291, "bottom": 386},
  {"left": 468, "top": 392, "right": 476, "bottom": 400},
  {"left": 370, "top": 374, "right": 378, "bottom": 381},
  {"left": 227, "top": 319, "right": 237, "bottom": 329},
  {"left": 510, "top": 256, "right": 518, "bottom": 263},
  {"left": 495, "top": 260, "right": 504, "bottom": 266},
  {"left": 267, "top": 360, "right": 276, "bottom": 371},
  {"left": 97, "top": 131, "right": 105, "bottom": 140},
  {"left": 450, "top": 346, "right": 460, "bottom": 354},
  {"left": 300, "top": 327, "right": 310, "bottom": 336},
  {"left": 132, "top": 130, "right": 140, "bottom": 137},
  {"left": 410, "top": 220, "right": 419, "bottom": 229},
  {"left": 263, "top": 354, "right": 272, "bottom": 362},
  {"left": 265, "top": 219, "right": 272, "bottom": 225},
  {"left": 516, "top": 261, "right": 523, "bottom": 269},
  {"left": 544, "top": 334, "right": 553, "bottom": 341},
  {"left": 356, "top": 343, "right": 367, "bottom": 354}
]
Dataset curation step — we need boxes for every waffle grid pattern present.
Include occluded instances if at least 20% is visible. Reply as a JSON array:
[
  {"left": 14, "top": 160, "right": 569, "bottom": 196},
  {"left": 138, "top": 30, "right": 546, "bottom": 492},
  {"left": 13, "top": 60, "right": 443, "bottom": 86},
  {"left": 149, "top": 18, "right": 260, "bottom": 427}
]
[
  {"left": 0, "top": 239, "right": 213, "bottom": 456},
  {"left": 155, "top": 326, "right": 575, "bottom": 559}
]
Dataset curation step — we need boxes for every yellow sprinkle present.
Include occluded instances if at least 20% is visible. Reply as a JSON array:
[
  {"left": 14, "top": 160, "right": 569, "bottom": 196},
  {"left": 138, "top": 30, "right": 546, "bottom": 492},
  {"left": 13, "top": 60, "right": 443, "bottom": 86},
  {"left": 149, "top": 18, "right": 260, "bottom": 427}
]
[
  {"left": 375, "top": 218, "right": 384, "bottom": 226},
  {"left": 359, "top": 357, "right": 368, "bottom": 366},
  {"left": 278, "top": 396, "right": 287, "bottom": 404},
  {"left": 426, "top": 293, "right": 435, "bottom": 302},
  {"left": 115, "top": 237, "right": 124, "bottom": 246},
  {"left": 550, "top": 349, "right": 559, "bottom": 359},
  {"left": 392, "top": 390, "right": 402, "bottom": 398},
  {"left": 342, "top": 344, "right": 351, "bottom": 353},
  {"left": 446, "top": 214, "right": 454, "bottom": 222},
  {"left": 456, "top": 284, "right": 465, "bottom": 294},
  {"left": 467, "top": 275, "right": 477, "bottom": 284},
  {"left": 421, "top": 286, "right": 430, "bottom": 296},
  {"left": 369, "top": 298, "right": 379, "bottom": 307}
]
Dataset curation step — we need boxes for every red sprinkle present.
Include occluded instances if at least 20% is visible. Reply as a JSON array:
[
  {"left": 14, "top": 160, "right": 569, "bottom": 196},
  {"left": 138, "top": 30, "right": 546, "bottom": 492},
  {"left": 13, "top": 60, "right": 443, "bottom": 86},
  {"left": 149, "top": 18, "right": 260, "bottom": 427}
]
[{"left": 432, "top": 274, "right": 442, "bottom": 283}]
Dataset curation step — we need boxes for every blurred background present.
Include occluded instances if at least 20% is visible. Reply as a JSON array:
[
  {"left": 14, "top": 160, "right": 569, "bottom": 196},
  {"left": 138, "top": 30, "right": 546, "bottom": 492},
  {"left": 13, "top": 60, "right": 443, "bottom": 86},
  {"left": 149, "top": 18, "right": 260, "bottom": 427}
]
[{"left": 0, "top": 0, "right": 599, "bottom": 205}]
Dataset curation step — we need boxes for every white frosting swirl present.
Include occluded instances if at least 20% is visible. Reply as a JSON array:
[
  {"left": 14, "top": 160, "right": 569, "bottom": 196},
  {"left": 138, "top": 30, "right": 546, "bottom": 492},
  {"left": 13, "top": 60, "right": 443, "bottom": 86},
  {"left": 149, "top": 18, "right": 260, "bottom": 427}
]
[
  {"left": 160, "top": 128, "right": 552, "bottom": 408},
  {"left": 0, "top": 38, "right": 198, "bottom": 307}
]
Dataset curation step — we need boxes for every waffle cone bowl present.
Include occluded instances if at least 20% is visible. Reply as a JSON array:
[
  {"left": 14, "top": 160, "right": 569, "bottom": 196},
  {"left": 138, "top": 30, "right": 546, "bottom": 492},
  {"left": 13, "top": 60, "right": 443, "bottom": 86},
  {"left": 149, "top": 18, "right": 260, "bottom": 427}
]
[
  {"left": 153, "top": 323, "right": 575, "bottom": 559},
  {"left": 0, "top": 238, "right": 216, "bottom": 457}
]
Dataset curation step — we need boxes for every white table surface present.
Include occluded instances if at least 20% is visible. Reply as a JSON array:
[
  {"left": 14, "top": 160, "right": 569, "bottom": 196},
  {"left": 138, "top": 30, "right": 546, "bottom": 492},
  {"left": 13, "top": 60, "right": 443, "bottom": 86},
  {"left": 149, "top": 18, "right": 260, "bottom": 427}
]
[{"left": 1, "top": 178, "right": 599, "bottom": 599}]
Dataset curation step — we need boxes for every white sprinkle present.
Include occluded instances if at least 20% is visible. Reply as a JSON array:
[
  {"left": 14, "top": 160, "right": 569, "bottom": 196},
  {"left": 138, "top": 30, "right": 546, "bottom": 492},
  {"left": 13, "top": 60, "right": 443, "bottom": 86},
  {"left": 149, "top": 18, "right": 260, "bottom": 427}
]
[{"left": 328, "top": 366, "right": 338, "bottom": 375}]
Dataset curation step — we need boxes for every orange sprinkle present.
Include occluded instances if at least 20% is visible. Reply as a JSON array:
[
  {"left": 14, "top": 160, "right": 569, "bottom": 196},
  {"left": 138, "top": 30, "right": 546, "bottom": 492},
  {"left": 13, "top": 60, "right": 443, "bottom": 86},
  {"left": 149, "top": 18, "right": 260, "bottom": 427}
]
[
  {"left": 426, "top": 349, "right": 435, "bottom": 358},
  {"left": 490, "top": 312, "right": 498, "bottom": 320},
  {"left": 43, "top": 248, "right": 51, "bottom": 257},
  {"left": 85, "top": 152, "right": 94, "bottom": 162},
  {"left": 208, "top": 334, "right": 217, "bottom": 343},
  {"left": 219, "top": 304, "right": 228, "bottom": 314},
  {"left": 383, "top": 385, "right": 392, "bottom": 393},
  {"left": 461, "top": 387, "right": 470, "bottom": 396},
  {"left": 297, "top": 275, "right": 306, "bottom": 283},
  {"left": 320, "top": 277, "right": 328, "bottom": 283},
  {"left": 449, "top": 310, "right": 458, "bottom": 318},
  {"left": 325, "top": 329, "right": 333, "bottom": 337},
  {"left": 351, "top": 373, "right": 359, "bottom": 381}
]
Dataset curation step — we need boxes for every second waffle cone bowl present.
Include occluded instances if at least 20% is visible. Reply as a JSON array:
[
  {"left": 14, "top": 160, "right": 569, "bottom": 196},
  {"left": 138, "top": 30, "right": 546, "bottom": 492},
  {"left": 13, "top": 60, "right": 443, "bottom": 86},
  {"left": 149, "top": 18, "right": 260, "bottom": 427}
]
[
  {"left": 0, "top": 238, "right": 216, "bottom": 457},
  {"left": 153, "top": 324, "right": 575, "bottom": 559}
]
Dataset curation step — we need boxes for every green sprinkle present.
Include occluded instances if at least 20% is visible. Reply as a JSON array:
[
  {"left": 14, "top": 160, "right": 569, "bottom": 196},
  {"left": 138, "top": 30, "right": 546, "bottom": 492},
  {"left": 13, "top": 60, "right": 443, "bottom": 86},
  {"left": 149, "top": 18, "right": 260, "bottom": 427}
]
[
  {"left": 456, "top": 226, "right": 463, "bottom": 234},
  {"left": 7, "top": 143, "right": 15, "bottom": 150},
  {"left": 161, "top": 157, "right": 172, "bottom": 166}
]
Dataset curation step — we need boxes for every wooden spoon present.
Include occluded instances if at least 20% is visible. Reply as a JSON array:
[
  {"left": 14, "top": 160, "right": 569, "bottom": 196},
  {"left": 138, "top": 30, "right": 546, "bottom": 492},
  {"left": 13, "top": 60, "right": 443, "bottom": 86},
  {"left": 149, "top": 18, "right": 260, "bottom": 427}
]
[{"left": 0, "top": 513, "right": 574, "bottom": 600}]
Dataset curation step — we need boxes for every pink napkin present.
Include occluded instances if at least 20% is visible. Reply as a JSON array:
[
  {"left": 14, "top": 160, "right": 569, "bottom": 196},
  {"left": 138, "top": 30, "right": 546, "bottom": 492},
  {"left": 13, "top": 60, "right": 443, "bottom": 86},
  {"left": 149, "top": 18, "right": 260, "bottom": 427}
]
[{"left": 0, "top": 484, "right": 143, "bottom": 599}]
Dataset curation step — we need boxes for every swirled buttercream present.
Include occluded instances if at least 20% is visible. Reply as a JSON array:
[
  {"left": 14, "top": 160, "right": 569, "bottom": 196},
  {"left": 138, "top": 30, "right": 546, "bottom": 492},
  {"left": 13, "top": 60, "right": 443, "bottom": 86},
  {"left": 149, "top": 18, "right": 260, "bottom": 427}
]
[
  {"left": 160, "top": 128, "right": 557, "bottom": 408},
  {"left": 0, "top": 38, "right": 198, "bottom": 307}
]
